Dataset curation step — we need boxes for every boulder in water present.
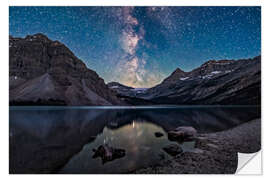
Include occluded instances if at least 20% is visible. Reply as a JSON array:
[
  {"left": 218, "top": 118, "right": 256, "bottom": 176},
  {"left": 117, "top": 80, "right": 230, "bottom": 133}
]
[
  {"left": 168, "top": 126, "right": 197, "bottom": 142},
  {"left": 155, "top": 132, "right": 164, "bottom": 137},
  {"left": 92, "top": 144, "right": 125, "bottom": 164},
  {"left": 163, "top": 144, "right": 183, "bottom": 156}
]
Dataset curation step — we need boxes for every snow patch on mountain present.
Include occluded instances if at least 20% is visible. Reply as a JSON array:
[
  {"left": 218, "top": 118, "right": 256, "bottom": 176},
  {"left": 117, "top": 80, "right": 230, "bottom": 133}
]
[
  {"left": 180, "top": 77, "right": 190, "bottom": 81},
  {"left": 131, "top": 88, "right": 148, "bottom": 94},
  {"left": 225, "top": 70, "right": 233, "bottom": 73},
  {"left": 211, "top": 71, "right": 221, "bottom": 74}
]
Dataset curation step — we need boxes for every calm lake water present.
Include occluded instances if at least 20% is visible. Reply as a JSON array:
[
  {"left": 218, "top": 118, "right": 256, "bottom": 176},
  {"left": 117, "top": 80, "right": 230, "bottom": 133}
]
[{"left": 9, "top": 106, "right": 260, "bottom": 174}]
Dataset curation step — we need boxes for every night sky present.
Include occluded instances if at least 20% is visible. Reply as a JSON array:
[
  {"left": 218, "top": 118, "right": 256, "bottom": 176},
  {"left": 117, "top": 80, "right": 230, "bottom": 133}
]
[{"left": 9, "top": 6, "right": 261, "bottom": 88}]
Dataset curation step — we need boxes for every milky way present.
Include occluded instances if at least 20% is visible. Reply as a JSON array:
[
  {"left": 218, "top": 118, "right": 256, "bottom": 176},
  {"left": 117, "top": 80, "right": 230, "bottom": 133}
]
[{"left": 9, "top": 6, "right": 261, "bottom": 88}]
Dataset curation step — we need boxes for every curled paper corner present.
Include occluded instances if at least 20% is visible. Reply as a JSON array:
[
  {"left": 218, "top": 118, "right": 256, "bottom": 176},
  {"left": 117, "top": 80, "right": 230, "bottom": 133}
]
[{"left": 236, "top": 151, "right": 262, "bottom": 174}]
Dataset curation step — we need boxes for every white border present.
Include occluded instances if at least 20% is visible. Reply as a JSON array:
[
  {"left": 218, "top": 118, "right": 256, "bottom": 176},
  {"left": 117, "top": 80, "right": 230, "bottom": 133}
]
[{"left": 2, "top": 0, "right": 269, "bottom": 179}]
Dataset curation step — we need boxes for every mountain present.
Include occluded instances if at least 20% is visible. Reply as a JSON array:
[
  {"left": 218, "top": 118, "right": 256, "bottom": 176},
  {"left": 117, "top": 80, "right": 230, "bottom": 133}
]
[
  {"left": 107, "top": 82, "right": 152, "bottom": 105},
  {"left": 9, "top": 33, "right": 123, "bottom": 106},
  {"left": 143, "top": 56, "right": 261, "bottom": 105},
  {"left": 108, "top": 82, "right": 134, "bottom": 96},
  {"left": 108, "top": 82, "right": 148, "bottom": 96},
  {"left": 112, "top": 56, "right": 261, "bottom": 105},
  {"left": 9, "top": 34, "right": 261, "bottom": 106},
  {"left": 162, "top": 67, "right": 187, "bottom": 84}
]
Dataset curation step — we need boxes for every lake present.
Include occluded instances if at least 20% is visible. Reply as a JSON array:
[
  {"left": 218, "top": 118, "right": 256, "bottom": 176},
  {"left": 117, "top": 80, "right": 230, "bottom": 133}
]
[{"left": 9, "top": 106, "right": 260, "bottom": 174}]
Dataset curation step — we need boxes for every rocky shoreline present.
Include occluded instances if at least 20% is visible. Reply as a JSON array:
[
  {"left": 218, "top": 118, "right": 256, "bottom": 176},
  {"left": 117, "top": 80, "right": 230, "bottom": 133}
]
[{"left": 134, "top": 118, "right": 261, "bottom": 174}]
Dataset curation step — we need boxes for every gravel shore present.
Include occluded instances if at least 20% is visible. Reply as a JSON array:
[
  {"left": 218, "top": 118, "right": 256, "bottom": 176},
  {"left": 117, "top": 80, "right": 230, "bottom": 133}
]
[{"left": 134, "top": 118, "right": 261, "bottom": 174}]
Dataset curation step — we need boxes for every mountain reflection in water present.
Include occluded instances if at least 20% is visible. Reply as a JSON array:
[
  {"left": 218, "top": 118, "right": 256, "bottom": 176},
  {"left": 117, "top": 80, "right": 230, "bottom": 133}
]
[{"left": 9, "top": 106, "right": 260, "bottom": 174}]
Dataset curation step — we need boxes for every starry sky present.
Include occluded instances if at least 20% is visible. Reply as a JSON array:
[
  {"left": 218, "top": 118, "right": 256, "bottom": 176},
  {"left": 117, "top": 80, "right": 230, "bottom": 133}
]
[{"left": 9, "top": 6, "right": 261, "bottom": 88}]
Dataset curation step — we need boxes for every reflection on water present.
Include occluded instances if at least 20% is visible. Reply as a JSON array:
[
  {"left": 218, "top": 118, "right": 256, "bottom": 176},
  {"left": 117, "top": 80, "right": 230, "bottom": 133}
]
[
  {"left": 9, "top": 106, "right": 260, "bottom": 174},
  {"left": 61, "top": 121, "right": 173, "bottom": 173}
]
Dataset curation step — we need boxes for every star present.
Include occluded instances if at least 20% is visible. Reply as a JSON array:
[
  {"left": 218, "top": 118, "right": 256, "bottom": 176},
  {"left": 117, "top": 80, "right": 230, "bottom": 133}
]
[{"left": 9, "top": 6, "right": 261, "bottom": 88}]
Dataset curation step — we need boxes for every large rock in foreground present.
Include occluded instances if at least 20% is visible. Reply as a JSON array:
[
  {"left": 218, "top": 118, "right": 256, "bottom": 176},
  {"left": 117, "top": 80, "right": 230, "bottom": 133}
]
[
  {"left": 9, "top": 34, "right": 123, "bottom": 105},
  {"left": 92, "top": 144, "right": 126, "bottom": 164}
]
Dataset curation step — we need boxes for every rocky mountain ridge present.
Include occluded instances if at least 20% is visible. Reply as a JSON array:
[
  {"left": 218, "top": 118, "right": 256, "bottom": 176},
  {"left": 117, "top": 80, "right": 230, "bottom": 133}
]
[
  {"left": 109, "top": 56, "right": 261, "bottom": 105},
  {"left": 9, "top": 33, "right": 261, "bottom": 106},
  {"left": 9, "top": 33, "right": 123, "bottom": 105}
]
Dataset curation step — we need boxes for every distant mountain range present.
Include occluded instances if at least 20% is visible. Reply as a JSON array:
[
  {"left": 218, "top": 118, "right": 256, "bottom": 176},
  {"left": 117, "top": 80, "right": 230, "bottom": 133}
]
[
  {"left": 110, "top": 56, "right": 261, "bottom": 105},
  {"left": 9, "top": 34, "right": 261, "bottom": 105}
]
